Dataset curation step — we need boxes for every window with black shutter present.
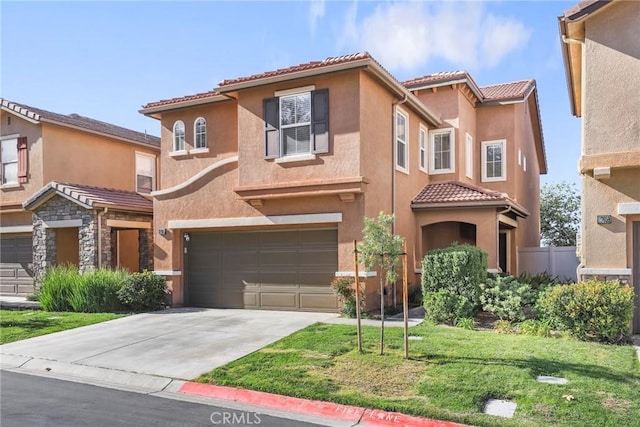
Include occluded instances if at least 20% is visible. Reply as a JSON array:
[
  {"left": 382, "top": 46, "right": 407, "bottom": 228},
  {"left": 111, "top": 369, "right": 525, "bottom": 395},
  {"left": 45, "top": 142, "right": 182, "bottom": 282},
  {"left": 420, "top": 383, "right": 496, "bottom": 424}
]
[{"left": 263, "top": 88, "right": 329, "bottom": 159}]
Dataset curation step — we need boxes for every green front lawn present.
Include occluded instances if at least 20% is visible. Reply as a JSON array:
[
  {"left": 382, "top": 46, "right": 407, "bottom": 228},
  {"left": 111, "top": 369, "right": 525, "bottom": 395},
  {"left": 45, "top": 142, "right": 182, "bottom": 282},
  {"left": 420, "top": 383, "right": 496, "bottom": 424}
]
[
  {"left": 0, "top": 308, "right": 125, "bottom": 344},
  {"left": 196, "top": 323, "right": 640, "bottom": 427}
]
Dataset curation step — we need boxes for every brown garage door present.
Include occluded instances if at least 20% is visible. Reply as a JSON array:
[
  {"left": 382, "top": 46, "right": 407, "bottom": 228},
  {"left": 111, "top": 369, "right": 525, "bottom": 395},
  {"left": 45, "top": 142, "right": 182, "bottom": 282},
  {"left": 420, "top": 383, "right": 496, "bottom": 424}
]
[
  {"left": 185, "top": 229, "right": 338, "bottom": 311},
  {"left": 0, "top": 234, "right": 34, "bottom": 294}
]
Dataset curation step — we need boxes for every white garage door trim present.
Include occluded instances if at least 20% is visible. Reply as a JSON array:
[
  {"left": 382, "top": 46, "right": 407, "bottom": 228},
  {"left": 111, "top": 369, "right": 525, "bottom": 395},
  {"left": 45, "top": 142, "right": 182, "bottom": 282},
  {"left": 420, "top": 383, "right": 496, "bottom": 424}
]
[{"left": 169, "top": 212, "right": 342, "bottom": 230}]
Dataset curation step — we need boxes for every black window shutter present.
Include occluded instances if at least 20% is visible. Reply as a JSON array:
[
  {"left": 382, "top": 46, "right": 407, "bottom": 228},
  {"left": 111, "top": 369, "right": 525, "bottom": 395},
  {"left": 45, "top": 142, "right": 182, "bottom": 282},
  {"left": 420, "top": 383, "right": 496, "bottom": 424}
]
[
  {"left": 311, "top": 89, "right": 329, "bottom": 154},
  {"left": 263, "top": 97, "right": 280, "bottom": 159}
]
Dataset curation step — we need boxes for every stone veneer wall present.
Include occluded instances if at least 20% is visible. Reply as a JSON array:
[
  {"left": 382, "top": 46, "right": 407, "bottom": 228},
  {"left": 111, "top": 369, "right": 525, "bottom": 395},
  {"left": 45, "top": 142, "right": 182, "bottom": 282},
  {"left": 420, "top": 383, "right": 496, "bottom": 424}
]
[
  {"left": 32, "top": 197, "right": 97, "bottom": 282},
  {"left": 579, "top": 274, "right": 631, "bottom": 285},
  {"left": 32, "top": 195, "right": 154, "bottom": 283}
]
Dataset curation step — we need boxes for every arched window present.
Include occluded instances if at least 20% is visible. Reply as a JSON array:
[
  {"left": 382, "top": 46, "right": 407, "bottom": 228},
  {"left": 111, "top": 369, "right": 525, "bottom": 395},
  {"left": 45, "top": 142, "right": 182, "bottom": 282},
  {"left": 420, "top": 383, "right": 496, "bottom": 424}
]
[
  {"left": 173, "top": 121, "right": 185, "bottom": 151},
  {"left": 194, "top": 117, "right": 207, "bottom": 149}
]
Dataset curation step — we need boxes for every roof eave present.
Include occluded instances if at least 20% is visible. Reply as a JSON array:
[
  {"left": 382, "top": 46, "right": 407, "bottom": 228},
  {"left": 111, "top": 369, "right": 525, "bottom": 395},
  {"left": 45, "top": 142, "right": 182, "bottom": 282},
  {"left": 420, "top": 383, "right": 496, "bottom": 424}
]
[
  {"left": 559, "top": 17, "right": 581, "bottom": 117},
  {"left": 92, "top": 202, "right": 153, "bottom": 214},
  {"left": 411, "top": 199, "right": 529, "bottom": 217},
  {"left": 0, "top": 105, "right": 41, "bottom": 124},
  {"left": 139, "top": 94, "right": 231, "bottom": 116},
  {"left": 406, "top": 77, "right": 484, "bottom": 103},
  {"left": 216, "top": 59, "right": 373, "bottom": 93}
]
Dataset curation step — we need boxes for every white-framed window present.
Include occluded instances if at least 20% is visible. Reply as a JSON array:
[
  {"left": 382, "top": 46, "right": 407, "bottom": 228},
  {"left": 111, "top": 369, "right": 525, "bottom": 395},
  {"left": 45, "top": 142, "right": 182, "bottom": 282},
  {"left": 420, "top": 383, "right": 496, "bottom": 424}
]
[
  {"left": 465, "top": 133, "right": 473, "bottom": 179},
  {"left": 429, "top": 128, "right": 455, "bottom": 174},
  {"left": 280, "top": 92, "right": 312, "bottom": 156},
  {"left": 395, "top": 108, "right": 408, "bottom": 172},
  {"left": 523, "top": 155, "right": 527, "bottom": 172},
  {"left": 1, "top": 137, "right": 18, "bottom": 185},
  {"left": 419, "top": 125, "right": 428, "bottom": 173},
  {"left": 481, "top": 139, "right": 507, "bottom": 182},
  {"left": 194, "top": 117, "right": 207, "bottom": 149},
  {"left": 135, "top": 152, "right": 156, "bottom": 194},
  {"left": 518, "top": 148, "right": 522, "bottom": 166},
  {"left": 172, "top": 120, "right": 185, "bottom": 152}
]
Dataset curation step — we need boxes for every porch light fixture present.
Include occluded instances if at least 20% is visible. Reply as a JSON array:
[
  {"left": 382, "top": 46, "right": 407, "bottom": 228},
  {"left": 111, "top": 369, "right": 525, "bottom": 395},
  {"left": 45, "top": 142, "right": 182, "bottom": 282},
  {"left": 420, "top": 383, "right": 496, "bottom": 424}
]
[
  {"left": 158, "top": 228, "right": 167, "bottom": 236},
  {"left": 183, "top": 232, "right": 191, "bottom": 242}
]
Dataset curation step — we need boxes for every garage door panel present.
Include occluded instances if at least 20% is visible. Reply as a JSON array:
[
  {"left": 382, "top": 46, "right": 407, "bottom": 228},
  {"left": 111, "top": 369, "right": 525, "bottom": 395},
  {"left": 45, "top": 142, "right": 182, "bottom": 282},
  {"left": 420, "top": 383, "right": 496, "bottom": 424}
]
[
  {"left": 300, "top": 293, "right": 339, "bottom": 310},
  {"left": 0, "top": 235, "right": 34, "bottom": 295},
  {"left": 186, "top": 229, "right": 338, "bottom": 311},
  {"left": 261, "top": 292, "right": 297, "bottom": 309}
]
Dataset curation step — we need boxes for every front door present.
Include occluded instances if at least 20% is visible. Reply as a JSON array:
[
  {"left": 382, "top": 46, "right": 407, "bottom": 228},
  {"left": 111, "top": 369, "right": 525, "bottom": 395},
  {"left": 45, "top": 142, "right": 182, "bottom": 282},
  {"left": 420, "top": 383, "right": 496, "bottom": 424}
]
[{"left": 499, "top": 230, "right": 509, "bottom": 274}]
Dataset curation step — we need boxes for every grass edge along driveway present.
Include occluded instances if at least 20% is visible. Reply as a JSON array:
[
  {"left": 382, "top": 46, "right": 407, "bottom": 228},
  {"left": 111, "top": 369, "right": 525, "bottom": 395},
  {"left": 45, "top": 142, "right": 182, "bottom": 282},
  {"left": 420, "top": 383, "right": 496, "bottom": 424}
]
[
  {"left": 0, "top": 308, "right": 125, "bottom": 345},
  {"left": 196, "top": 322, "right": 640, "bottom": 427}
]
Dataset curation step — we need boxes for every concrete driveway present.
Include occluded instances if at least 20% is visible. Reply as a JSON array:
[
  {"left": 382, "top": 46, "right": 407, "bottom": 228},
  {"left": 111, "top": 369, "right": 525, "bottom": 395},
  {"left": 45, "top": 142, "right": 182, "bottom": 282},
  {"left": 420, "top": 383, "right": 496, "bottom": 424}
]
[{"left": 0, "top": 308, "right": 337, "bottom": 380}]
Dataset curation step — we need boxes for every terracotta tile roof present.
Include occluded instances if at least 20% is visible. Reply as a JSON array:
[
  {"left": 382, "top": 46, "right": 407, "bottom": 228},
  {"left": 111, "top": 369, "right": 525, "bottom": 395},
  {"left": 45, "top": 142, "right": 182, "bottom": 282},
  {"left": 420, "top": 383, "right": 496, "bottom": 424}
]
[
  {"left": 413, "top": 181, "right": 506, "bottom": 204},
  {"left": 402, "top": 71, "right": 469, "bottom": 88},
  {"left": 403, "top": 72, "right": 535, "bottom": 103},
  {"left": 481, "top": 80, "right": 535, "bottom": 102},
  {"left": 412, "top": 181, "right": 530, "bottom": 217},
  {"left": 23, "top": 181, "right": 153, "bottom": 213},
  {"left": 142, "top": 90, "right": 221, "bottom": 109},
  {"left": 1, "top": 98, "right": 160, "bottom": 147},
  {"left": 218, "top": 52, "right": 372, "bottom": 87}
]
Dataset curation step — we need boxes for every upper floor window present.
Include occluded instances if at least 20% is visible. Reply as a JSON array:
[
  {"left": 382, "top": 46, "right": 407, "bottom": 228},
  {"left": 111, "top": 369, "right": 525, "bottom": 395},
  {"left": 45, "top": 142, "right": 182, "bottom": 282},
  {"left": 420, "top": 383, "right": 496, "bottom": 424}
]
[
  {"left": 395, "top": 109, "right": 408, "bottom": 172},
  {"left": 135, "top": 152, "right": 156, "bottom": 194},
  {"left": 1, "top": 138, "right": 18, "bottom": 185},
  {"left": 173, "top": 120, "right": 185, "bottom": 152},
  {"left": 1, "top": 136, "right": 27, "bottom": 186},
  {"left": 429, "top": 128, "right": 455, "bottom": 174},
  {"left": 194, "top": 117, "right": 207, "bottom": 149},
  {"left": 482, "top": 139, "right": 506, "bottom": 182},
  {"left": 419, "top": 126, "right": 427, "bottom": 173},
  {"left": 263, "top": 87, "right": 329, "bottom": 160}
]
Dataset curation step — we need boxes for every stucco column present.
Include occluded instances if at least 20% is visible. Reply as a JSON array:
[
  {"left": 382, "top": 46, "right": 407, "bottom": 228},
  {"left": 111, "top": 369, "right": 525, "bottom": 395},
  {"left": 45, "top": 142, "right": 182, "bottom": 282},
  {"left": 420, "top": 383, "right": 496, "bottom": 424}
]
[
  {"left": 32, "top": 218, "right": 56, "bottom": 285},
  {"left": 138, "top": 228, "right": 154, "bottom": 272}
]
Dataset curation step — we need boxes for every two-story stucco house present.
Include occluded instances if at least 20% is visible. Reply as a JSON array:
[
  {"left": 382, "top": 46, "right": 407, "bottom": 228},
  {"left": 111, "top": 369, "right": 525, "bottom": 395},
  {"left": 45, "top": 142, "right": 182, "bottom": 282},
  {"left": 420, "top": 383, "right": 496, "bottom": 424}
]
[
  {"left": 141, "top": 52, "right": 546, "bottom": 312},
  {"left": 0, "top": 99, "right": 160, "bottom": 295},
  {"left": 559, "top": 0, "right": 640, "bottom": 332}
]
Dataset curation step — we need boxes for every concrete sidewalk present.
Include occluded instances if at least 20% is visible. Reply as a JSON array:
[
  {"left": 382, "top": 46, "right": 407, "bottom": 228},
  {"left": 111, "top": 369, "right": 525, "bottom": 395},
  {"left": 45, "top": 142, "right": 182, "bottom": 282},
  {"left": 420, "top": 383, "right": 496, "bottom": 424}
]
[{"left": 322, "top": 306, "right": 425, "bottom": 328}]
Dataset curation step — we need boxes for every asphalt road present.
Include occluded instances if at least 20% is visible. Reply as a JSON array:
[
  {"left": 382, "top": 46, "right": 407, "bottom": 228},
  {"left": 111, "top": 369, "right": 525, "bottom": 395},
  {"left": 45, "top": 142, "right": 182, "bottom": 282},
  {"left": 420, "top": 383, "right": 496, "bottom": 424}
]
[{"left": 0, "top": 371, "right": 324, "bottom": 427}]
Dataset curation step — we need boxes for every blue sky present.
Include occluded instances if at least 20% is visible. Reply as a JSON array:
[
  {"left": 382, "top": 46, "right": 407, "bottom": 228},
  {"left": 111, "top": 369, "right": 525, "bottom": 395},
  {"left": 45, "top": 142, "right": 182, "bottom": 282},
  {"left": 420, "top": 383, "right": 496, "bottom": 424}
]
[{"left": 1, "top": 0, "right": 580, "bottom": 186}]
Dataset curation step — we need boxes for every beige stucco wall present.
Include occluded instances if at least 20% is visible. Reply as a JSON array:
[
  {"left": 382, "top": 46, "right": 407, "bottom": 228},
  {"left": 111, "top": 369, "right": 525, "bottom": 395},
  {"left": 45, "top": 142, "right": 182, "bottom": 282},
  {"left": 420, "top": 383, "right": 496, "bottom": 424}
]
[
  {"left": 42, "top": 124, "right": 159, "bottom": 191},
  {"left": 579, "top": 0, "right": 640, "bottom": 271},
  {"left": 582, "top": 169, "right": 640, "bottom": 268},
  {"left": 582, "top": 0, "right": 640, "bottom": 156}
]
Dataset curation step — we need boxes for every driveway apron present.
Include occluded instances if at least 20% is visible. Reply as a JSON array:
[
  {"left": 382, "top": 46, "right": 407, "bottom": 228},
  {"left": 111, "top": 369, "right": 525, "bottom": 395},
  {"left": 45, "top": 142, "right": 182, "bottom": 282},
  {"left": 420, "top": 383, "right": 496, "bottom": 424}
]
[{"left": 0, "top": 308, "right": 337, "bottom": 379}]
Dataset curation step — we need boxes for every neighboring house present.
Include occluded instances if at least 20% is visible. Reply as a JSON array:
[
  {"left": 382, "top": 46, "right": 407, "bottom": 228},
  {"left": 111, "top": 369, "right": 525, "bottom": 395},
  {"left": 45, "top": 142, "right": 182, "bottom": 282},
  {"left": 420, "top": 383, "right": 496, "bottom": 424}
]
[
  {"left": 0, "top": 99, "right": 160, "bottom": 295},
  {"left": 559, "top": 0, "right": 640, "bottom": 332},
  {"left": 141, "top": 52, "right": 546, "bottom": 312}
]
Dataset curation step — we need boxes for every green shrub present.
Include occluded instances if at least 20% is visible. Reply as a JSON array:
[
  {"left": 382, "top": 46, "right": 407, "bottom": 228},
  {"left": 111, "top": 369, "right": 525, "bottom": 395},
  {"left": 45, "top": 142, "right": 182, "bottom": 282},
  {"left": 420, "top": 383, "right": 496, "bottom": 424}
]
[
  {"left": 69, "top": 268, "right": 128, "bottom": 313},
  {"left": 517, "top": 318, "right": 553, "bottom": 337},
  {"left": 538, "top": 280, "right": 634, "bottom": 344},
  {"left": 421, "top": 244, "right": 487, "bottom": 308},
  {"left": 517, "top": 271, "right": 560, "bottom": 305},
  {"left": 407, "top": 283, "right": 423, "bottom": 306},
  {"left": 330, "top": 277, "right": 365, "bottom": 318},
  {"left": 424, "top": 288, "right": 473, "bottom": 325},
  {"left": 117, "top": 271, "right": 167, "bottom": 312},
  {"left": 454, "top": 317, "right": 475, "bottom": 330},
  {"left": 494, "top": 319, "right": 515, "bottom": 334},
  {"left": 39, "top": 265, "right": 80, "bottom": 311},
  {"left": 479, "top": 275, "right": 531, "bottom": 321}
]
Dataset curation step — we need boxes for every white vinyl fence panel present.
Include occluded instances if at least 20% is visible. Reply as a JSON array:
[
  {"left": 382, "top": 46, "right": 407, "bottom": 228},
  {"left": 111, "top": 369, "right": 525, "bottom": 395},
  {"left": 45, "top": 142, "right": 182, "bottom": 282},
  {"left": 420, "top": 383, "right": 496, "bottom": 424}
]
[{"left": 518, "top": 246, "right": 578, "bottom": 282}]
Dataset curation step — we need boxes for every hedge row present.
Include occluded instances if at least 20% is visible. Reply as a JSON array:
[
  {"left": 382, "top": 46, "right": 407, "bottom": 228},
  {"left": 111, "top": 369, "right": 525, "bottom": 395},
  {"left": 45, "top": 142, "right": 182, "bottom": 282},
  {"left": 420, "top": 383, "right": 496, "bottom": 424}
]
[{"left": 39, "top": 266, "right": 167, "bottom": 313}]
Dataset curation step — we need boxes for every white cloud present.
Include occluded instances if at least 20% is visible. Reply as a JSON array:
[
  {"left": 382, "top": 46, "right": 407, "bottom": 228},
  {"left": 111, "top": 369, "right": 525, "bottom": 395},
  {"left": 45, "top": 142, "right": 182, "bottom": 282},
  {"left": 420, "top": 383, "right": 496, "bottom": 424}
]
[
  {"left": 336, "top": 1, "right": 531, "bottom": 73},
  {"left": 309, "top": 0, "right": 326, "bottom": 36}
]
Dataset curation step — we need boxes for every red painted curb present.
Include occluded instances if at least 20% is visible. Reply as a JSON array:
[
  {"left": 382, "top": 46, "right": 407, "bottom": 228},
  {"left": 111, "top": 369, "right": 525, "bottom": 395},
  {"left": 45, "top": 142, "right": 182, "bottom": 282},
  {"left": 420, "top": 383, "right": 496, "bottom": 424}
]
[{"left": 179, "top": 382, "right": 470, "bottom": 427}]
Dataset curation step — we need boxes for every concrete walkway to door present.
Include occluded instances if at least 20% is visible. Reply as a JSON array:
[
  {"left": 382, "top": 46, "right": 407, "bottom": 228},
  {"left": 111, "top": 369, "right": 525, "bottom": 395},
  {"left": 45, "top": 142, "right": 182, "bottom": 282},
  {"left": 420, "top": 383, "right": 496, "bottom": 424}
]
[{"left": 0, "top": 308, "right": 338, "bottom": 381}]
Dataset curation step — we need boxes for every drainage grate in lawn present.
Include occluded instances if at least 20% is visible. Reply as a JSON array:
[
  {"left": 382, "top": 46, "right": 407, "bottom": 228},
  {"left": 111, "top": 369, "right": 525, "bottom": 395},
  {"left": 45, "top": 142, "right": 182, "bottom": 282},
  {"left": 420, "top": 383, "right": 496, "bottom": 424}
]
[
  {"left": 536, "top": 376, "right": 568, "bottom": 385},
  {"left": 482, "top": 398, "right": 517, "bottom": 418}
]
